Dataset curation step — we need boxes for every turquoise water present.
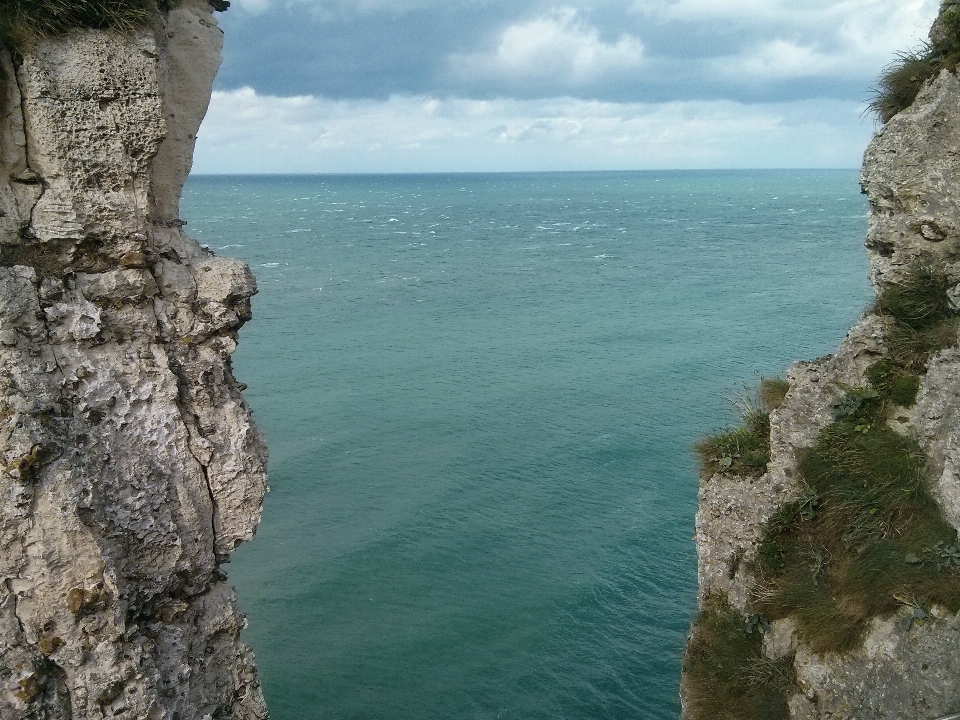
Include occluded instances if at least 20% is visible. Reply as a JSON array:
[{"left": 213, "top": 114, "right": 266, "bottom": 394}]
[{"left": 181, "top": 170, "right": 871, "bottom": 720}]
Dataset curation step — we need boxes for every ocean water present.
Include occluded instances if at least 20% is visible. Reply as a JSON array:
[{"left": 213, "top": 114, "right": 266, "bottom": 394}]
[{"left": 180, "top": 170, "right": 872, "bottom": 720}]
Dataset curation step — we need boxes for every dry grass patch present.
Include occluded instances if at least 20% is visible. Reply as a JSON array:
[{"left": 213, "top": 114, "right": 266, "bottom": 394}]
[{"left": 0, "top": 1, "right": 153, "bottom": 48}]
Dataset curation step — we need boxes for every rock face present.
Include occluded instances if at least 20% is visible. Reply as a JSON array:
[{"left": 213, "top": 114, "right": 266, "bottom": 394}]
[
  {"left": 682, "top": 6, "right": 960, "bottom": 719},
  {"left": 0, "top": 2, "right": 269, "bottom": 718}
]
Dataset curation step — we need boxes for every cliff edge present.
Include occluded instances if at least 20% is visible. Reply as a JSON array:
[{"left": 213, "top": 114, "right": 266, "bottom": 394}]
[
  {"left": 682, "top": 4, "right": 960, "bottom": 719},
  {"left": 0, "top": 1, "right": 269, "bottom": 717}
]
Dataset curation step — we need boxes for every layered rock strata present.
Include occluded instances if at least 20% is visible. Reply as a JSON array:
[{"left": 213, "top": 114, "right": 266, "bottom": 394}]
[
  {"left": 683, "top": 6, "right": 960, "bottom": 718},
  {"left": 0, "top": 2, "right": 269, "bottom": 718}
]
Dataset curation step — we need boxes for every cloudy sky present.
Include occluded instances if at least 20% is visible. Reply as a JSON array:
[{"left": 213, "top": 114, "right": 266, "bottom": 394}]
[{"left": 193, "top": 0, "right": 939, "bottom": 173}]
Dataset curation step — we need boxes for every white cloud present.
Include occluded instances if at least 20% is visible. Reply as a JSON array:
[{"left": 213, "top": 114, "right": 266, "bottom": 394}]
[
  {"left": 448, "top": 8, "right": 643, "bottom": 87},
  {"left": 632, "top": 0, "right": 935, "bottom": 27},
  {"left": 231, "top": 0, "right": 503, "bottom": 18},
  {"left": 194, "top": 87, "right": 875, "bottom": 174},
  {"left": 223, "top": 0, "right": 942, "bottom": 107},
  {"left": 230, "top": 0, "right": 272, "bottom": 13},
  {"left": 718, "top": 39, "right": 842, "bottom": 81},
  {"left": 638, "top": 0, "right": 939, "bottom": 82}
]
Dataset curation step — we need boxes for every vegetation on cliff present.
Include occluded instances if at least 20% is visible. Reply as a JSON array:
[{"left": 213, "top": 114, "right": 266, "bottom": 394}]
[
  {"left": 0, "top": 0, "right": 228, "bottom": 50},
  {"left": 694, "top": 377, "right": 787, "bottom": 480},
  {"left": 687, "top": 265, "right": 960, "bottom": 719},
  {"left": 871, "top": 3, "right": 960, "bottom": 122},
  {"left": 750, "top": 265, "right": 960, "bottom": 655},
  {"left": 873, "top": 264, "right": 960, "bottom": 372},
  {"left": 683, "top": 598, "right": 794, "bottom": 720}
]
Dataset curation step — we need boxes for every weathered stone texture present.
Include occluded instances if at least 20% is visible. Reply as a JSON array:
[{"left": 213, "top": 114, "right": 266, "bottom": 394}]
[{"left": 0, "top": 2, "right": 269, "bottom": 718}]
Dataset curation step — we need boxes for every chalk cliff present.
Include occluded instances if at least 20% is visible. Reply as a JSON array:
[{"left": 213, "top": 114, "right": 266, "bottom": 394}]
[
  {"left": 683, "top": 4, "right": 960, "bottom": 719},
  {"left": 0, "top": 1, "right": 269, "bottom": 718}
]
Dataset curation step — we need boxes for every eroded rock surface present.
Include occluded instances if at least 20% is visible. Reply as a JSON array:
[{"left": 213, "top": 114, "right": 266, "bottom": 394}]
[{"left": 0, "top": 2, "right": 269, "bottom": 718}]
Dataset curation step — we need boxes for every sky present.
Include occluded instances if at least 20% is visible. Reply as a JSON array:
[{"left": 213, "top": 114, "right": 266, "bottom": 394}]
[{"left": 193, "top": 0, "right": 940, "bottom": 173}]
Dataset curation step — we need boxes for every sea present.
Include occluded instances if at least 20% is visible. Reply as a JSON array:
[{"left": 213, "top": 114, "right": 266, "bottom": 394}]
[{"left": 180, "top": 170, "right": 872, "bottom": 720}]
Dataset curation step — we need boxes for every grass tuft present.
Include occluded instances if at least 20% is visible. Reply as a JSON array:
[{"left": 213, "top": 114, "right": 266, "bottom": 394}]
[
  {"left": 695, "top": 408, "right": 770, "bottom": 480},
  {"left": 873, "top": 264, "right": 959, "bottom": 373},
  {"left": 759, "top": 377, "right": 790, "bottom": 413},
  {"left": 869, "top": 47, "right": 941, "bottom": 124},
  {"left": 865, "top": 358, "right": 921, "bottom": 408},
  {"left": 869, "top": 4, "right": 960, "bottom": 123},
  {"left": 752, "top": 419, "right": 960, "bottom": 654},
  {"left": 683, "top": 597, "right": 792, "bottom": 720},
  {"left": 695, "top": 378, "right": 792, "bottom": 479},
  {"left": 696, "top": 378, "right": 788, "bottom": 479},
  {"left": 874, "top": 265, "right": 954, "bottom": 330},
  {"left": 0, "top": 1, "right": 152, "bottom": 49}
]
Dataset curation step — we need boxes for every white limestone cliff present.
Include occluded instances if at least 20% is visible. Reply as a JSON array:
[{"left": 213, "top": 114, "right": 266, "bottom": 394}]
[{"left": 0, "top": 2, "right": 269, "bottom": 717}]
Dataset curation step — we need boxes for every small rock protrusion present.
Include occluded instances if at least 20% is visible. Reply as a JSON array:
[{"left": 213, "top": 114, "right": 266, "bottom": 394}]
[
  {"left": 920, "top": 222, "right": 947, "bottom": 242},
  {"left": 10, "top": 168, "right": 42, "bottom": 185},
  {"left": 38, "top": 636, "right": 64, "bottom": 655},
  {"left": 39, "top": 277, "right": 64, "bottom": 303},
  {"left": 66, "top": 584, "right": 110, "bottom": 618},
  {"left": 15, "top": 671, "right": 44, "bottom": 703},
  {"left": 120, "top": 251, "right": 147, "bottom": 269}
]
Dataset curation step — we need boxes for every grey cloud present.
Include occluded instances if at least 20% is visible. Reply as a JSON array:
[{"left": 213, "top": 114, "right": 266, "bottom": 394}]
[
  {"left": 215, "top": 0, "right": 938, "bottom": 104},
  {"left": 217, "top": 3, "right": 504, "bottom": 98}
]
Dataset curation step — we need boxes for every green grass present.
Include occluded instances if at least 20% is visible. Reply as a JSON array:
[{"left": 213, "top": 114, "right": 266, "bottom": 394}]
[
  {"left": 695, "top": 411, "right": 771, "bottom": 479},
  {"left": 873, "top": 265, "right": 959, "bottom": 373},
  {"left": 874, "top": 265, "right": 954, "bottom": 330},
  {"left": 869, "top": 47, "right": 942, "bottom": 124},
  {"left": 869, "top": 5, "right": 960, "bottom": 123},
  {"left": 695, "top": 378, "right": 787, "bottom": 479},
  {"left": 865, "top": 358, "right": 921, "bottom": 408},
  {"left": 748, "top": 265, "right": 960, "bottom": 655},
  {"left": 0, "top": 0, "right": 229, "bottom": 50},
  {"left": 752, "top": 412, "right": 960, "bottom": 654},
  {"left": 683, "top": 597, "right": 792, "bottom": 720}
]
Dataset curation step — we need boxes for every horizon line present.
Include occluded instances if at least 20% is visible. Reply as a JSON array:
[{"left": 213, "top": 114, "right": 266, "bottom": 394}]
[{"left": 188, "top": 167, "right": 861, "bottom": 177}]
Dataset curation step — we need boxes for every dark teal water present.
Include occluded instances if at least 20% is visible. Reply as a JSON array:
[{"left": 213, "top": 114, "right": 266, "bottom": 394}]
[{"left": 181, "top": 170, "right": 871, "bottom": 720}]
